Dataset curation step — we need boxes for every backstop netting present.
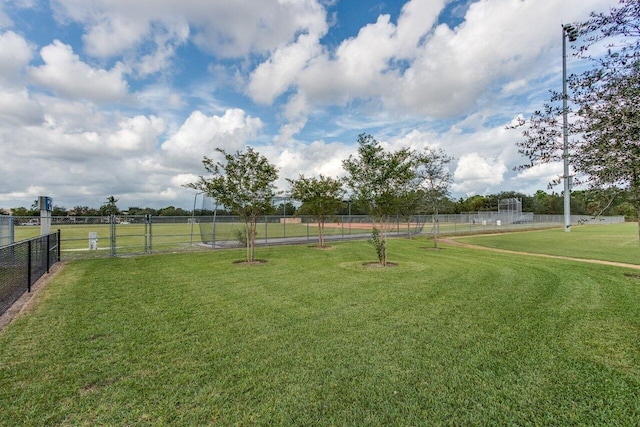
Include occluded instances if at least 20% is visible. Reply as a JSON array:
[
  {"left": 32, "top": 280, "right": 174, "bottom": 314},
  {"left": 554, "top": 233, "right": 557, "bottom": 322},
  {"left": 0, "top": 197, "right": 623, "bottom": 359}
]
[
  {"left": 498, "top": 198, "right": 533, "bottom": 224},
  {"left": 194, "top": 195, "right": 247, "bottom": 247},
  {"left": 462, "top": 198, "right": 533, "bottom": 225}
]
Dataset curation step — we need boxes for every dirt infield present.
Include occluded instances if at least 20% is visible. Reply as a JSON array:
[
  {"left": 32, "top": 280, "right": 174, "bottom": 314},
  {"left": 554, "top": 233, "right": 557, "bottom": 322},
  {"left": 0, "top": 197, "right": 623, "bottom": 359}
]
[
  {"left": 323, "top": 222, "right": 374, "bottom": 229},
  {"left": 323, "top": 222, "right": 421, "bottom": 230}
]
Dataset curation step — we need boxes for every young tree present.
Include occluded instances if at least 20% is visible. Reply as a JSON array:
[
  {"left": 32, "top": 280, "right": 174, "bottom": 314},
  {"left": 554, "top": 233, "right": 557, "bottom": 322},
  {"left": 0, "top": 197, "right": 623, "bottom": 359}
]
[
  {"left": 413, "top": 147, "right": 454, "bottom": 249},
  {"left": 288, "top": 174, "right": 344, "bottom": 248},
  {"left": 342, "top": 133, "right": 415, "bottom": 266},
  {"left": 188, "top": 147, "right": 278, "bottom": 262},
  {"left": 514, "top": 0, "right": 640, "bottom": 240}
]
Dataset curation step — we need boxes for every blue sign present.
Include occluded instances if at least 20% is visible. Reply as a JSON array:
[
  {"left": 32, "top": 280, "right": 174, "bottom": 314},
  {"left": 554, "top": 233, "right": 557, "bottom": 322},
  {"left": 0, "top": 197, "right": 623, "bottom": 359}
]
[{"left": 39, "top": 196, "right": 53, "bottom": 211}]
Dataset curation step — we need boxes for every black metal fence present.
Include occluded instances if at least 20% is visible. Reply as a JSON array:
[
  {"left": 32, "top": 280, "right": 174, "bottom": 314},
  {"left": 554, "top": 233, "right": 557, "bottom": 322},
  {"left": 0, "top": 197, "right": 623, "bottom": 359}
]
[{"left": 0, "top": 231, "right": 60, "bottom": 316}]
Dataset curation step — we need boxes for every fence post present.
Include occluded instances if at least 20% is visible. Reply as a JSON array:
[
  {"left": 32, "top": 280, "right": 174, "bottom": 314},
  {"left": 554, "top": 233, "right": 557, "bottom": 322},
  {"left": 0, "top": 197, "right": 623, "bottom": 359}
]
[
  {"left": 147, "top": 214, "right": 153, "bottom": 254},
  {"left": 27, "top": 240, "right": 32, "bottom": 293},
  {"left": 46, "top": 233, "right": 51, "bottom": 274},
  {"left": 57, "top": 229, "right": 61, "bottom": 262},
  {"left": 110, "top": 214, "right": 116, "bottom": 256}
]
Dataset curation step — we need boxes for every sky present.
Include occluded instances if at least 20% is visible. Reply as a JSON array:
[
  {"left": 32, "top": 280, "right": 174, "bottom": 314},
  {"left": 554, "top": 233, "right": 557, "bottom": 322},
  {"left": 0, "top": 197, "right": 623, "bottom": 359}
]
[{"left": 0, "top": 0, "right": 619, "bottom": 211}]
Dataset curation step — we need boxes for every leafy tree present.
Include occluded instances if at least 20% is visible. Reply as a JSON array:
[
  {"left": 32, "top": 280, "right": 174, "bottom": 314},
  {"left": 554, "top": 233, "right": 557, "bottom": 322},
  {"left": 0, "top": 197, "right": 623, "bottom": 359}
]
[
  {"left": 288, "top": 174, "right": 344, "bottom": 248},
  {"left": 157, "top": 206, "right": 189, "bottom": 216},
  {"left": 342, "top": 133, "right": 415, "bottom": 266},
  {"left": 127, "top": 206, "right": 157, "bottom": 216},
  {"left": 616, "top": 201, "right": 638, "bottom": 220},
  {"left": 100, "top": 196, "right": 119, "bottom": 216},
  {"left": 11, "top": 207, "right": 33, "bottom": 216},
  {"left": 396, "top": 189, "right": 425, "bottom": 239},
  {"left": 413, "top": 147, "right": 454, "bottom": 248},
  {"left": 52, "top": 205, "right": 68, "bottom": 216},
  {"left": 188, "top": 147, "right": 278, "bottom": 262},
  {"left": 274, "top": 201, "right": 297, "bottom": 216},
  {"left": 572, "top": 0, "right": 640, "bottom": 238},
  {"left": 458, "top": 195, "right": 486, "bottom": 212},
  {"left": 71, "top": 206, "right": 98, "bottom": 216},
  {"left": 514, "top": 0, "right": 640, "bottom": 240}
]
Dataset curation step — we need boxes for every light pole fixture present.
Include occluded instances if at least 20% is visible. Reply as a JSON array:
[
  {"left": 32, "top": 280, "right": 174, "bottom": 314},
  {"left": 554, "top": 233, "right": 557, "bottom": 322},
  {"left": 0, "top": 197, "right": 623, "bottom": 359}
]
[{"left": 562, "top": 23, "right": 578, "bottom": 232}]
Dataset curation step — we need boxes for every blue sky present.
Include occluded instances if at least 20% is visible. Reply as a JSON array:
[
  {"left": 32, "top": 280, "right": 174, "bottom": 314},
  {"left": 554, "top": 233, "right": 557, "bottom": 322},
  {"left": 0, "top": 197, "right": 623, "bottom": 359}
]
[{"left": 0, "top": 0, "right": 617, "bottom": 210}]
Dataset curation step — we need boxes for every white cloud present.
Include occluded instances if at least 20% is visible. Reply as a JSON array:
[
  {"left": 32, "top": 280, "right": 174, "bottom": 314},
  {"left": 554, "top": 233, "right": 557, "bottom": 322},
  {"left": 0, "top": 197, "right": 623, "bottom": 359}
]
[
  {"left": 453, "top": 153, "right": 508, "bottom": 195},
  {"left": 161, "top": 109, "right": 264, "bottom": 169},
  {"left": 0, "top": 87, "right": 42, "bottom": 125},
  {"left": 0, "top": 0, "right": 623, "bottom": 211},
  {"left": 264, "top": 138, "right": 353, "bottom": 190},
  {"left": 83, "top": 15, "right": 150, "bottom": 58},
  {"left": 516, "top": 161, "right": 563, "bottom": 182},
  {"left": 107, "top": 115, "right": 165, "bottom": 152},
  {"left": 248, "top": 33, "right": 322, "bottom": 105},
  {"left": 275, "top": 92, "right": 310, "bottom": 144},
  {"left": 0, "top": 31, "right": 32, "bottom": 82},
  {"left": 52, "top": 0, "right": 328, "bottom": 58},
  {"left": 170, "top": 173, "right": 199, "bottom": 188},
  {"left": 251, "top": 0, "right": 615, "bottom": 142},
  {"left": 29, "top": 40, "right": 129, "bottom": 102}
]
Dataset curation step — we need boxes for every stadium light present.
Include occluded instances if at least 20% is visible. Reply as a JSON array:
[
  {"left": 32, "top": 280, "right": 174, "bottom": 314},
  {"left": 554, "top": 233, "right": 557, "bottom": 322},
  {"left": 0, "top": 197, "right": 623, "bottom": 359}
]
[{"left": 561, "top": 24, "right": 577, "bottom": 232}]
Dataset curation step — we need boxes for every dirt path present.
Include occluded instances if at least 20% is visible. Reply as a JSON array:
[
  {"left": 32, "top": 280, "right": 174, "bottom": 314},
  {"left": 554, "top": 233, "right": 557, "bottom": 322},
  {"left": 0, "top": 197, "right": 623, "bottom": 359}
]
[{"left": 441, "top": 238, "right": 640, "bottom": 271}]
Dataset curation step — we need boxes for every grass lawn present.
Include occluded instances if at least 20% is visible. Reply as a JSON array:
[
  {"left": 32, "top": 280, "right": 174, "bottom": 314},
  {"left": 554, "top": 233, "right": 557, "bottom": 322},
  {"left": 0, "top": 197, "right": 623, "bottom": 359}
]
[
  {"left": 1, "top": 236, "right": 639, "bottom": 425},
  {"left": 14, "top": 221, "right": 374, "bottom": 255},
  {"left": 454, "top": 222, "right": 640, "bottom": 265}
]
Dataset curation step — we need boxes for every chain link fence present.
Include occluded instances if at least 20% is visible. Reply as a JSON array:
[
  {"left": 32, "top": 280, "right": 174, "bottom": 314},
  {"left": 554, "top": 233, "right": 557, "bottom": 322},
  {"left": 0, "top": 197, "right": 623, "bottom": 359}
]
[
  {"left": 0, "top": 231, "right": 60, "bottom": 316},
  {"left": 0, "top": 214, "right": 14, "bottom": 246},
  {"left": 7, "top": 213, "right": 627, "bottom": 261}
]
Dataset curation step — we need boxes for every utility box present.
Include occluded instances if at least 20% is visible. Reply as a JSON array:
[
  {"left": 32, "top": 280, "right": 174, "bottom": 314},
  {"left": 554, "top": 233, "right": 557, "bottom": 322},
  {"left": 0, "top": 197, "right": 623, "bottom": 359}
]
[{"left": 89, "top": 232, "right": 98, "bottom": 250}]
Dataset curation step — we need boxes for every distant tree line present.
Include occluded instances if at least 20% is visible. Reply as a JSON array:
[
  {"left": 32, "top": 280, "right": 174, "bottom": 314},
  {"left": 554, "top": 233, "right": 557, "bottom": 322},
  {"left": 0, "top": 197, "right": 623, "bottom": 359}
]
[{"left": 2, "top": 188, "right": 636, "bottom": 220}]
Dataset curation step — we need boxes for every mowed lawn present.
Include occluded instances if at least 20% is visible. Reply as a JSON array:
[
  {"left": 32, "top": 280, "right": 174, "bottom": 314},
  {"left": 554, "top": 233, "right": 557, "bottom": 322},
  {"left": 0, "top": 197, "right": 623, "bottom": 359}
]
[
  {"left": 1, "top": 234, "right": 639, "bottom": 425},
  {"left": 454, "top": 222, "right": 640, "bottom": 265}
]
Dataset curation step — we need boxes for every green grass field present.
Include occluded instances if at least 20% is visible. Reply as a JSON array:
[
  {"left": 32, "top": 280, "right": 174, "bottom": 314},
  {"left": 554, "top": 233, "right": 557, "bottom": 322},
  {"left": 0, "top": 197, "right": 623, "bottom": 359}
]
[
  {"left": 1, "top": 227, "right": 639, "bottom": 424},
  {"left": 454, "top": 222, "right": 639, "bottom": 265},
  {"left": 13, "top": 220, "right": 374, "bottom": 256},
  {"left": 12, "top": 216, "right": 561, "bottom": 258}
]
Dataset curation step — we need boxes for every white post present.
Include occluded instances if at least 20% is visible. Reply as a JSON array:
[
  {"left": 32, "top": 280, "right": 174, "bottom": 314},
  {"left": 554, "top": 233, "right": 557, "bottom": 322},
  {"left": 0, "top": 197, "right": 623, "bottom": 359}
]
[{"left": 39, "top": 196, "right": 52, "bottom": 235}]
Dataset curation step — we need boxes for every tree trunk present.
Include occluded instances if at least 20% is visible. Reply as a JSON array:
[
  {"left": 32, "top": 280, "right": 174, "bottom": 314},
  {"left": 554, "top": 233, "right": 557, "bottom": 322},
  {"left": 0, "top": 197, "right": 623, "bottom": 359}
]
[
  {"left": 381, "top": 219, "right": 388, "bottom": 266},
  {"left": 318, "top": 221, "right": 324, "bottom": 248},
  {"left": 434, "top": 208, "right": 439, "bottom": 249},
  {"left": 245, "top": 221, "right": 252, "bottom": 262},
  {"left": 251, "top": 221, "right": 256, "bottom": 261}
]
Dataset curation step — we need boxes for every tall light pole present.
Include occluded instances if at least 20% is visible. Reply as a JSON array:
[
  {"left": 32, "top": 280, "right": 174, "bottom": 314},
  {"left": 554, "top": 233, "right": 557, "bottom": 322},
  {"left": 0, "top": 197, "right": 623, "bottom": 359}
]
[{"left": 562, "top": 23, "right": 578, "bottom": 232}]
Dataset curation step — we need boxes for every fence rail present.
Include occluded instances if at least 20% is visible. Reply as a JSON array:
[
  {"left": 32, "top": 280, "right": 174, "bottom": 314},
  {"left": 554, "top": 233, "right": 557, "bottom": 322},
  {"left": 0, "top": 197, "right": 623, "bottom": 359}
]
[
  {"left": 6, "top": 214, "right": 625, "bottom": 262},
  {"left": 0, "top": 231, "right": 60, "bottom": 316}
]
